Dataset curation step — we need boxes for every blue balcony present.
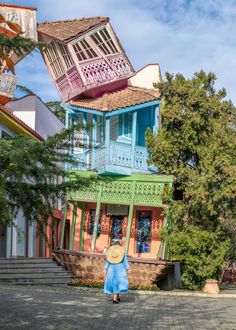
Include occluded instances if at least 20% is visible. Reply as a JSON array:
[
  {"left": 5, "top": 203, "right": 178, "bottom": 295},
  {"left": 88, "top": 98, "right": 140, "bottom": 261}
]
[
  {"left": 66, "top": 94, "right": 160, "bottom": 175},
  {"left": 69, "top": 141, "right": 156, "bottom": 175}
]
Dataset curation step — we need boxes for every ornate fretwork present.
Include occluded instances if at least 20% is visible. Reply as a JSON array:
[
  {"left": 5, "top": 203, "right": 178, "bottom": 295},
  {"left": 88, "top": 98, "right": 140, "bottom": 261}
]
[
  {"left": 100, "top": 215, "right": 111, "bottom": 234},
  {"left": 151, "top": 219, "right": 162, "bottom": 240},
  {"left": 0, "top": 74, "right": 17, "bottom": 98},
  {"left": 134, "top": 182, "right": 164, "bottom": 206},
  {"left": 56, "top": 74, "right": 70, "bottom": 99},
  {"left": 102, "top": 181, "right": 133, "bottom": 204},
  {"left": 68, "top": 173, "right": 171, "bottom": 207},
  {"left": 108, "top": 54, "right": 132, "bottom": 76},
  {"left": 68, "top": 67, "right": 83, "bottom": 90},
  {"left": 80, "top": 59, "right": 116, "bottom": 85},
  {"left": 109, "top": 142, "right": 131, "bottom": 168},
  {"left": 68, "top": 180, "right": 99, "bottom": 202}
]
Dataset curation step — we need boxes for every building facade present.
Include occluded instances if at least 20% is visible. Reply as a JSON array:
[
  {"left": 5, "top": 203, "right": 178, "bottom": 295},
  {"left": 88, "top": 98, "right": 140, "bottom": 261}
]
[
  {"left": 0, "top": 104, "right": 44, "bottom": 258},
  {"left": 38, "top": 16, "right": 173, "bottom": 260}
]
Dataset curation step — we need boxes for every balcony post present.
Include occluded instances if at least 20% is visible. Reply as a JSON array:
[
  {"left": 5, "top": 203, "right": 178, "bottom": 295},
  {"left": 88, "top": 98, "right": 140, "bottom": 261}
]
[
  {"left": 79, "top": 202, "right": 85, "bottom": 251},
  {"left": 69, "top": 202, "right": 78, "bottom": 250},
  {"left": 105, "top": 117, "right": 110, "bottom": 164},
  {"left": 125, "top": 180, "right": 136, "bottom": 253},
  {"left": 153, "top": 105, "right": 159, "bottom": 132},
  {"left": 91, "top": 184, "right": 103, "bottom": 252},
  {"left": 83, "top": 112, "right": 87, "bottom": 150},
  {"left": 91, "top": 115, "right": 97, "bottom": 169},
  {"left": 59, "top": 201, "right": 68, "bottom": 249},
  {"left": 131, "top": 111, "right": 137, "bottom": 169}
]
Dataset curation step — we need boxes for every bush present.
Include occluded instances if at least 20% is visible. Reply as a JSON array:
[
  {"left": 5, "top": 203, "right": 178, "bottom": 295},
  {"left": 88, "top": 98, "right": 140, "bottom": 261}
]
[{"left": 164, "top": 225, "right": 230, "bottom": 289}]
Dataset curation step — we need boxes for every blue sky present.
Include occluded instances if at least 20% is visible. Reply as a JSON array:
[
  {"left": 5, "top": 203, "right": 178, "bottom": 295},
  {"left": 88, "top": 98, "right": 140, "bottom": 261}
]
[{"left": 1, "top": 0, "right": 236, "bottom": 104}]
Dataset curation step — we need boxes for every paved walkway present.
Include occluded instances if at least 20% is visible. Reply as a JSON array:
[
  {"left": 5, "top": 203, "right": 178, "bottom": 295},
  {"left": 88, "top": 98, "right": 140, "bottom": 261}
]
[{"left": 0, "top": 285, "right": 236, "bottom": 330}]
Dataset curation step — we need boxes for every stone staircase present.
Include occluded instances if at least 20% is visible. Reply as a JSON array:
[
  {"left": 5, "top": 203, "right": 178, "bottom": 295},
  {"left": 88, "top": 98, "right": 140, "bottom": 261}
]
[{"left": 0, "top": 257, "right": 75, "bottom": 285}]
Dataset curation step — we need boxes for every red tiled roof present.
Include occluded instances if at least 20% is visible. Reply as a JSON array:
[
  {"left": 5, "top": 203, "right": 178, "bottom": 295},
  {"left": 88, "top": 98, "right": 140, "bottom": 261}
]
[
  {"left": 37, "top": 16, "right": 109, "bottom": 42},
  {"left": 0, "top": 104, "right": 44, "bottom": 141},
  {"left": 0, "top": 3, "right": 36, "bottom": 11},
  {"left": 70, "top": 86, "right": 160, "bottom": 112}
]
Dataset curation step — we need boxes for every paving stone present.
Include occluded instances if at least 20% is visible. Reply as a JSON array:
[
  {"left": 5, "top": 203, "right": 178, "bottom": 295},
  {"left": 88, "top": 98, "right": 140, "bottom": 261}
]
[{"left": 0, "top": 285, "right": 235, "bottom": 329}]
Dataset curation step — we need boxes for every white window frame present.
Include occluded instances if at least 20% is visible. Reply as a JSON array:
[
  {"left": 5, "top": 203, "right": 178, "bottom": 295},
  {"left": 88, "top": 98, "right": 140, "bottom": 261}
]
[
  {"left": 121, "top": 113, "right": 132, "bottom": 140},
  {"left": 58, "top": 43, "right": 74, "bottom": 70},
  {"left": 72, "top": 38, "right": 98, "bottom": 62},
  {"left": 44, "top": 41, "right": 65, "bottom": 79},
  {"left": 90, "top": 27, "right": 119, "bottom": 55}
]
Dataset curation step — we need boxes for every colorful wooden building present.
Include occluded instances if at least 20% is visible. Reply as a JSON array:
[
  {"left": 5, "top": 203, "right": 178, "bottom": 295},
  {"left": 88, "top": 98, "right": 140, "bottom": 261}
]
[{"left": 38, "top": 16, "right": 173, "bottom": 260}]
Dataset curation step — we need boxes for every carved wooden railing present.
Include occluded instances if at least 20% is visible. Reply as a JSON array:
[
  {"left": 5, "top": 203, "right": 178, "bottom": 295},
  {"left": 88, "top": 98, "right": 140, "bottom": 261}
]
[
  {"left": 70, "top": 141, "right": 156, "bottom": 173},
  {"left": 0, "top": 73, "right": 17, "bottom": 99}
]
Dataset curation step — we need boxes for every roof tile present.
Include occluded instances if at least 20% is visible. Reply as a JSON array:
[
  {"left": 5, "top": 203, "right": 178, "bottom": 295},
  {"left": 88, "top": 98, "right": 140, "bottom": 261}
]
[
  {"left": 37, "top": 16, "right": 109, "bottom": 42},
  {"left": 70, "top": 86, "right": 160, "bottom": 112}
]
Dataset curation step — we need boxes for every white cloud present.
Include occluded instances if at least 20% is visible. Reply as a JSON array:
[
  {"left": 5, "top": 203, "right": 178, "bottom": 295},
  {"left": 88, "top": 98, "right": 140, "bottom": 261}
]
[{"left": 3, "top": 0, "right": 236, "bottom": 103}]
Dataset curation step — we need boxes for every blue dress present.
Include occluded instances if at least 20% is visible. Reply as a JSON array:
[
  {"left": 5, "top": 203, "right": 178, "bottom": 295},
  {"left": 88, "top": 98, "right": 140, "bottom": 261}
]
[{"left": 104, "top": 254, "right": 129, "bottom": 294}]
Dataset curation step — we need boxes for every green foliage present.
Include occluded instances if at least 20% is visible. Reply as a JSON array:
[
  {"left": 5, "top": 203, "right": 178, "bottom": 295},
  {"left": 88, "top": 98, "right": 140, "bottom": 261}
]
[
  {"left": 146, "top": 70, "right": 236, "bottom": 288},
  {"left": 161, "top": 225, "right": 230, "bottom": 289},
  {"left": 0, "top": 126, "right": 91, "bottom": 232},
  {"left": 46, "top": 101, "right": 66, "bottom": 123},
  {"left": 16, "top": 84, "right": 33, "bottom": 96}
]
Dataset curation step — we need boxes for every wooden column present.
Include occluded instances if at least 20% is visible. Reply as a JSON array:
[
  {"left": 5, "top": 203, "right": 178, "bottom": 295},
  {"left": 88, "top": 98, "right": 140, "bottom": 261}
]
[
  {"left": 131, "top": 110, "right": 137, "bottom": 169},
  {"left": 125, "top": 181, "right": 136, "bottom": 253},
  {"left": 91, "top": 184, "right": 103, "bottom": 252},
  {"left": 69, "top": 202, "right": 78, "bottom": 250},
  {"left": 79, "top": 202, "right": 85, "bottom": 251},
  {"left": 91, "top": 115, "right": 97, "bottom": 169},
  {"left": 59, "top": 201, "right": 68, "bottom": 249},
  {"left": 153, "top": 104, "right": 159, "bottom": 132},
  {"left": 105, "top": 117, "right": 110, "bottom": 164},
  {"left": 83, "top": 112, "right": 87, "bottom": 149}
]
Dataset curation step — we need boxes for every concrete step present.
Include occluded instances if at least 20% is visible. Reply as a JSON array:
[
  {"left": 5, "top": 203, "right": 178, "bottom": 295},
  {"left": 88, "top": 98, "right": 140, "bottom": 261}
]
[
  {"left": 0, "top": 273, "right": 73, "bottom": 279},
  {"left": 0, "top": 267, "right": 67, "bottom": 274},
  {"left": 0, "top": 257, "right": 76, "bottom": 286},
  {"left": 0, "top": 278, "right": 73, "bottom": 285},
  {"left": 0, "top": 263, "right": 64, "bottom": 269},
  {"left": 0, "top": 258, "right": 55, "bottom": 264}
]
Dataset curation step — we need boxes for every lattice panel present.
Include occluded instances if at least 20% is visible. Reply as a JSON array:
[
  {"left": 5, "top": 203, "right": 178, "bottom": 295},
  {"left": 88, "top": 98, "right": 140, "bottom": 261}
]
[
  {"left": 68, "top": 181, "right": 99, "bottom": 202},
  {"left": 67, "top": 67, "right": 83, "bottom": 90},
  {"left": 100, "top": 216, "right": 111, "bottom": 234},
  {"left": 151, "top": 219, "right": 162, "bottom": 240},
  {"left": 134, "top": 146, "right": 149, "bottom": 170},
  {"left": 108, "top": 55, "right": 132, "bottom": 76},
  {"left": 101, "top": 181, "right": 133, "bottom": 204},
  {"left": 56, "top": 74, "right": 70, "bottom": 98},
  {"left": 134, "top": 182, "right": 164, "bottom": 206},
  {"left": 109, "top": 142, "right": 131, "bottom": 167},
  {"left": 80, "top": 59, "right": 116, "bottom": 85},
  {"left": 0, "top": 74, "right": 17, "bottom": 96}
]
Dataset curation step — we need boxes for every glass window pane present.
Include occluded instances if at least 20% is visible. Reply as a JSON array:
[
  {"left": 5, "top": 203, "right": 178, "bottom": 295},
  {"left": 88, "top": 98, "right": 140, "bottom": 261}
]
[
  {"left": 89, "top": 209, "right": 101, "bottom": 238},
  {"left": 111, "top": 216, "right": 123, "bottom": 245},
  {"left": 136, "top": 211, "right": 151, "bottom": 253}
]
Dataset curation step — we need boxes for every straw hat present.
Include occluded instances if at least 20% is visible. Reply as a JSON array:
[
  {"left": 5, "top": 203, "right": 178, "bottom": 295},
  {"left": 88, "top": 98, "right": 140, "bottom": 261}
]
[{"left": 106, "top": 245, "right": 124, "bottom": 264}]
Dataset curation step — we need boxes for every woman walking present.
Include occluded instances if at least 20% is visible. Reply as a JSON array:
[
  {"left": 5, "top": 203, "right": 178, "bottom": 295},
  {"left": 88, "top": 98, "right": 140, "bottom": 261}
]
[{"left": 103, "top": 242, "right": 130, "bottom": 304}]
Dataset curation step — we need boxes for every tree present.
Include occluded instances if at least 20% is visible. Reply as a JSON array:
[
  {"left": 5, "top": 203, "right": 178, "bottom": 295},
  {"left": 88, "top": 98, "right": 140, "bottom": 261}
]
[
  {"left": 146, "top": 71, "right": 236, "bottom": 289},
  {"left": 0, "top": 127, "right": 90, "bottom": 234},
  {"left": 46, "top": 101, "right": 66, "bottom": 123},
  {"left": 0, "top": 13, "right": 45, "bottom": 74}
]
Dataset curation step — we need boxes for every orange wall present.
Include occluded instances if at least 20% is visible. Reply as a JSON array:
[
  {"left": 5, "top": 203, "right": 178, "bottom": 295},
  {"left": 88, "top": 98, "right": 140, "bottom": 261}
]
[{"left": 80, "top": 203, "right": 164, "bottom": 259}]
